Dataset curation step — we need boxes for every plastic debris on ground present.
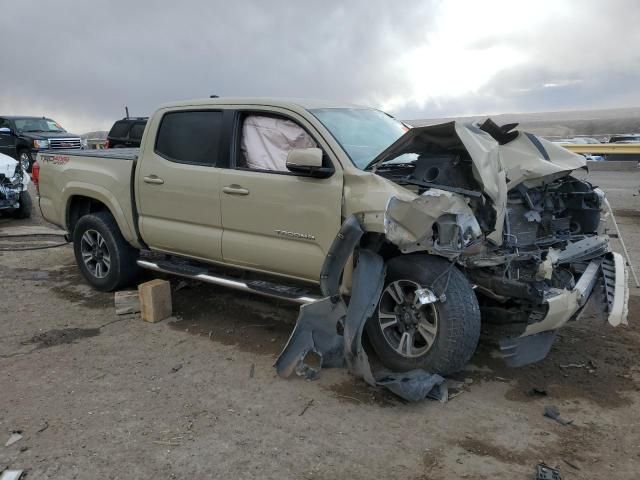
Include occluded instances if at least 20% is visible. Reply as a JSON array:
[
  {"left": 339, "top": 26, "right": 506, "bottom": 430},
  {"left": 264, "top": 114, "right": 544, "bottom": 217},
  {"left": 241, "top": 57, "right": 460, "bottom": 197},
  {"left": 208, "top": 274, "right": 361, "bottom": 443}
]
[
  {"left": 535, "top": 463, "right": 562, "bottom": 480},
  {"left": 544, "top": 405, "right": 573, "bottom": 425}
]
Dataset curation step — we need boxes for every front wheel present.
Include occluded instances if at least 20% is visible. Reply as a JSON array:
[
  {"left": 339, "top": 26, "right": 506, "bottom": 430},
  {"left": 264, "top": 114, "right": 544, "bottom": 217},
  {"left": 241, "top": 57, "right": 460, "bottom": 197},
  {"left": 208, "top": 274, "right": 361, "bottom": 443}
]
[
  {"left": 72, "top": 211, "right": 139, "bottom": 291},
  {"left": 10, "top": 191, "right": 32, "bottom": 219},
  {"left": 366, "top": 254, "right": 480, "bottom": 375}
]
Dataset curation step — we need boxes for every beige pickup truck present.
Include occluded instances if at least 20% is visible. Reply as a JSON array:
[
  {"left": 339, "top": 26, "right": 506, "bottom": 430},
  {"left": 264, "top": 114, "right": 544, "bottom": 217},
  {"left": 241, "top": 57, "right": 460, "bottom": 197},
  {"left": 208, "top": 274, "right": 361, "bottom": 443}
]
[{"left": 37, "top": 97, "right": 629, "bottom": 375}]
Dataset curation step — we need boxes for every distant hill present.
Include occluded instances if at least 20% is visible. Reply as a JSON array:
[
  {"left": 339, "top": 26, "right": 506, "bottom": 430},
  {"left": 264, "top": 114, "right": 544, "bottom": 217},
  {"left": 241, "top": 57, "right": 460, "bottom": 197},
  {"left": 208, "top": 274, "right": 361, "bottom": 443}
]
[
  {"left": 81, "top": 130, "right": 108, "bottom": 140},
  {"left": 406, "top": 107, "right": 640, "bottom": 139}
]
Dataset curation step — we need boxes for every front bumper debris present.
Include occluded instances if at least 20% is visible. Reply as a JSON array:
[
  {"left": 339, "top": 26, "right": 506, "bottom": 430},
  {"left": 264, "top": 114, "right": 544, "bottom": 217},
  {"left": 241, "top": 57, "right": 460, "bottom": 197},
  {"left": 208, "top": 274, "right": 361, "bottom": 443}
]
[{"left": 500, "top": 251, "right": 629, "bottom": 367}]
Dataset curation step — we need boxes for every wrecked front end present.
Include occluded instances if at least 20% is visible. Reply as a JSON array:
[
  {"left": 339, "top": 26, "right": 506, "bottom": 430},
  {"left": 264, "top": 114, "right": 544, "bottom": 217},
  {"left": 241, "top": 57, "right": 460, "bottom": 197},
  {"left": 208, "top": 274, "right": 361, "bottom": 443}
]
[
  {"left": 371, "top": 120, "right": 629, "bottom": 366},
  {"left": 275, "top": 119, "right": 629, "bottom": 402},
  {"left": 0, "top": 154, "right": 29, "bottom": 212}
]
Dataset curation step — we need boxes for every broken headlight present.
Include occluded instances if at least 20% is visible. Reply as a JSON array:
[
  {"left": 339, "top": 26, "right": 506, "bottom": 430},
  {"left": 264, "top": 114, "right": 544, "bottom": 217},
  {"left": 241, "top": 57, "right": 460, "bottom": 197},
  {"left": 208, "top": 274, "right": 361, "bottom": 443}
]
[{"left": 10, "top": 162, "right": 23, "bottom": 185}]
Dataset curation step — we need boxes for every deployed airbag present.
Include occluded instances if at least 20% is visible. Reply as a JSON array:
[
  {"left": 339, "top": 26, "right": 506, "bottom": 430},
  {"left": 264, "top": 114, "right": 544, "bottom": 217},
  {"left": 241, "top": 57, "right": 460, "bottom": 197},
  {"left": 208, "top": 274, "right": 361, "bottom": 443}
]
[{"left": 241, "top": 115, "right": 316, "bottom": 171}]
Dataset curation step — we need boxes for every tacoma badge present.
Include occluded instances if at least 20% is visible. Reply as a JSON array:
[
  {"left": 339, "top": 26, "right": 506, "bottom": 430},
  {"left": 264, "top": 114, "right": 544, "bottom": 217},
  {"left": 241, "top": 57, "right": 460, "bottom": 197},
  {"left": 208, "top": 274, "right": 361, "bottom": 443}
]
[{"left": 275, "top": 229, "right": 316, "bottom": 241}]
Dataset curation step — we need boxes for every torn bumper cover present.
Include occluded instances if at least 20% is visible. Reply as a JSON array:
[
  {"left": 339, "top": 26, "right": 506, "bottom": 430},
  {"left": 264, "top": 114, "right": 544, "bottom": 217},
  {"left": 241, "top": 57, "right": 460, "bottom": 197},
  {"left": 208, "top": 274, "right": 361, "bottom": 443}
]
[
  {"left": 500, "top": 251, "right": 629, "bottom": 367},
  {"left": 275, "top": 216, "right": 447, "bottom": 402}
]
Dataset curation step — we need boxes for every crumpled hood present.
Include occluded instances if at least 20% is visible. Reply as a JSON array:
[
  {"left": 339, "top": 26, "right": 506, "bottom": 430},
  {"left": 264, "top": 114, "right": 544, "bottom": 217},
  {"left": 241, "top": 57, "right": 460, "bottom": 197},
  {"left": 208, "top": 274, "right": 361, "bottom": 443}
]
[
  {"left": 0, "top": 152, "right": 19, "bottom": 177},
  {"left": 370, "top": 121, "right": 587, "bottom": 242},
  {"left": 0, "top": 152, "right": 30, "bottom": 190}
]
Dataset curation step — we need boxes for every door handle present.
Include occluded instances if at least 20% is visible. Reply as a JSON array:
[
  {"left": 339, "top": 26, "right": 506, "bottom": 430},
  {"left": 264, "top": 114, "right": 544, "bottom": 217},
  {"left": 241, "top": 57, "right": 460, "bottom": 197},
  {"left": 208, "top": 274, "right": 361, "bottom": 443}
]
[
  {"left": 223, "top": 185, "right": 250, "bottom": 195},
  {"left": 143, "top": 175, "right": 164, "bottom": 185}
]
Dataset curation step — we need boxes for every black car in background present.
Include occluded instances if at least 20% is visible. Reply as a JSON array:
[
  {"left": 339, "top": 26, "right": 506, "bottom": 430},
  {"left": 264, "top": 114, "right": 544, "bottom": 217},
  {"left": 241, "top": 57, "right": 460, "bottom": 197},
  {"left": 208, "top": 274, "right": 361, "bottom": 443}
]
[
  {"left": 0, "top": 116, "right": 82, "bottom": 171},
  {"left": 105, "top": 117, "right": 148, "bottom": 148},
  {"left": 608, "top": 134, "right": 640, "bottom": 143}
]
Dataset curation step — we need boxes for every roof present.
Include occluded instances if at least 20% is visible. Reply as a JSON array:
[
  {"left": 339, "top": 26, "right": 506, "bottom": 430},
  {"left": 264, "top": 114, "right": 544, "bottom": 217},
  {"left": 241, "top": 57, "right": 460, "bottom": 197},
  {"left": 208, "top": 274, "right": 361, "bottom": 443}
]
[
  {"left": 2, "top": 115, "right": 51, "bottom": 120},
  {"left": 158, "top": 97, "right": 365, "bottom": 111}
]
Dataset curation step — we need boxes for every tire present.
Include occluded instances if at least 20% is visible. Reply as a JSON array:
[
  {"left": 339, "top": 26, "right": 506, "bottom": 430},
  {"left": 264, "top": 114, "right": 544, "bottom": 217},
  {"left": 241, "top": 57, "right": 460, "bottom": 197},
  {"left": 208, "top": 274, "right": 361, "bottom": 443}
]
[
  {"left": 18, "top": 150, "right": 33, "bottom": 173},
  {"left": 72, "top": 211, "right": 139, "bottom": 291},
  {"left": 365, "top": 254, "right": 480, "bottom": 375},
  {"left": 10, "top": 191, "right": 32, "bottom": 219}
]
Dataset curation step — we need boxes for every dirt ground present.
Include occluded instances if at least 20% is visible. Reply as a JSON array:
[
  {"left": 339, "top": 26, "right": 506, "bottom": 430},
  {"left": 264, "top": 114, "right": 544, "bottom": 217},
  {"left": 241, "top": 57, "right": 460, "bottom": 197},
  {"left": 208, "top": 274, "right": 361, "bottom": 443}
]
[{"left": 1, "top": 169, "right": 639, "bottom": 479}]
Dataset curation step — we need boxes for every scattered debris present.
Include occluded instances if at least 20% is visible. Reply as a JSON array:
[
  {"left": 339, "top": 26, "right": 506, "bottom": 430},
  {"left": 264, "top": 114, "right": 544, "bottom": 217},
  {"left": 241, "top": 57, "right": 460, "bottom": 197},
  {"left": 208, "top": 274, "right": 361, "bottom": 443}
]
[
  {"left": 36, "top": 421, "right": 49, "bottom": 433},
  {"left": 526, "top": 387, "right": 548, "bottom": 397},
  {"left": 544, "top": 405, "right": 573, "bottom": 425},
  {"left": 377, "top": 370, "right": 447, "bottom": 403},
  {"left": 171, "top": 364, "right": 183, "bottom": 373},
  {"left": 535, "top": 463, "right": 562, "bottom": 480},
  {"left": 114, "top": 290, "right": 140, "bottom": 315},
  {"left": 208, "top": 330, "right": 213, "bottom": 340},
  {"left": 249, "top": 363, "right": 255, "bottom": 379},
  {"left": 335, "top": 394, "right": 363, "bottom": 404},
  {"left": 299, "top": 399, "right": 314, "bottom": 416},
  {"left": 174, "top": 280, "right": 189, "bottom": 292},
  {"left": 562, "top": 458, "right": 581, "bottom": 470},
  {"left": 0, "top": 470, "right": 25, "bottom": 480},
  {"left": 559, "top": 362, "right": 586, "bottom": 369},
  {"left": 5, "top": 431, "right": 23, "bottom": 447}
]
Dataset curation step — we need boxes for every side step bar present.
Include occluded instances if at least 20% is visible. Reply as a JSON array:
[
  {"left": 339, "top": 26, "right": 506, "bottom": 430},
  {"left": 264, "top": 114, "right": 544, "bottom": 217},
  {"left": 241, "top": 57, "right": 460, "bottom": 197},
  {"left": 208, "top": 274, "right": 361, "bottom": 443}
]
[{"left": 136, "top": 259, "right": 321, "bottom": 305}]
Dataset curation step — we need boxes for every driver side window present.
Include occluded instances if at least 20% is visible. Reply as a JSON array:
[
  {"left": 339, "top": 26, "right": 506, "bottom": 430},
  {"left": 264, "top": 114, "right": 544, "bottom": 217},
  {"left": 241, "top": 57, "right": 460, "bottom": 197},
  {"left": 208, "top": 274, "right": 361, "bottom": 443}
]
[{"left": 237, "top": 114, "right": 317, "bottom": 172}]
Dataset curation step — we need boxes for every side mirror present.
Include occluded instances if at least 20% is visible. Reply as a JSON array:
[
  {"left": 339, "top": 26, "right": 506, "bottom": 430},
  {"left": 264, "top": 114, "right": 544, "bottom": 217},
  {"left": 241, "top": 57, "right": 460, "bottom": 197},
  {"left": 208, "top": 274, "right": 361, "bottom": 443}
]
[
  {"left": 0, "top": 127, "right": 12, "bottom": 135},
  {"left": 286, "top": 148, "right": 333, "bottom": 178}
]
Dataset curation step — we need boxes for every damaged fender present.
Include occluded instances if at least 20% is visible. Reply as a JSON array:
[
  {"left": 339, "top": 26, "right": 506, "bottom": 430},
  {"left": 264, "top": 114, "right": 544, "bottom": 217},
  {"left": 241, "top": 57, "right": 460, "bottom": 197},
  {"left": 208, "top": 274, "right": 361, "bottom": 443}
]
[
  {"left": 384, "top": 189, "right": 482, "bottom": 254},
  {"left": 275, "top": 215, "right": 448, "bottom": 402}
]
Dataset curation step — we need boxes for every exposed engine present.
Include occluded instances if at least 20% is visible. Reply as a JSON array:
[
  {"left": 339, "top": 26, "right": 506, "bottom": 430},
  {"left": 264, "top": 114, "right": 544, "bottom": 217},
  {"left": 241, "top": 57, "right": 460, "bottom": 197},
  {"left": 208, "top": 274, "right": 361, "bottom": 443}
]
[
  {"left": 0, "top": 154, "right": 29, "bottom": 212},
  {"left": 379, "top": 153, "right": 612, "bottom": 337},
  {"left": 504, "top": 177, "right": 603, "bottom": 248},
  {"left": 372, "top": 118, "right": 626, "bottom": 366},
  {"left": 0, "top": 165, "right": 23, "bottom": 210},
  {"left": 465, "top": 177, "right": 611, "bottom": 335}
]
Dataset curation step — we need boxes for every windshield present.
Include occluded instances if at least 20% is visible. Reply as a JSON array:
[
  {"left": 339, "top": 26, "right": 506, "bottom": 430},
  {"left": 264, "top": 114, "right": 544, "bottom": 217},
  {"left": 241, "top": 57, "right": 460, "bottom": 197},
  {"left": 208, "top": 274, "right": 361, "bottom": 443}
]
[
  {"left": 310, "top": 108, "right": 415, "bottom": 169},
  {"left": 14, "top": 118, "right": 66, "bottom": 133}
]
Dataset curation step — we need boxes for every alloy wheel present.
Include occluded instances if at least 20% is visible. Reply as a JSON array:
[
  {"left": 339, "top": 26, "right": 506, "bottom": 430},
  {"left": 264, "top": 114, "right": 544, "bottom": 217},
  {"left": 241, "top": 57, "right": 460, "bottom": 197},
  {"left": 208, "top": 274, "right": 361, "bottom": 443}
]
[
  {"left": 80, "top": 229, "right": 111, "bottom": 278},
  {"left": 377, "top": 280, "right": 439, "bottom": 358}
]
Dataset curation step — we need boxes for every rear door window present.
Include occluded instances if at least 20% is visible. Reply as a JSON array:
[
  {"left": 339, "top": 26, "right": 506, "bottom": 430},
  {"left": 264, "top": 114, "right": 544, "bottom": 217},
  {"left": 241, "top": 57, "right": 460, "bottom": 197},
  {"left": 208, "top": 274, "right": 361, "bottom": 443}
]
[
  {"left": 129, "top": 122, "right": 146, "bottom": 140},
  {"left": 154, "top": 110, "right": 223, "bottom": 166},
  {"left": 109, "top": 121, "right": 130, "bottom": 138}
]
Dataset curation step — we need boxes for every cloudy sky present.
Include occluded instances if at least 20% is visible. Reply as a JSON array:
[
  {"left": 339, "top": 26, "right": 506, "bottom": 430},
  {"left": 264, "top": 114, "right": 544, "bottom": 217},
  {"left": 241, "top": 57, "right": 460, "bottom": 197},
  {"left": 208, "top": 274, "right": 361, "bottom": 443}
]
[{"left": 1, "top": 0, "right": 639, "bottom": 133}]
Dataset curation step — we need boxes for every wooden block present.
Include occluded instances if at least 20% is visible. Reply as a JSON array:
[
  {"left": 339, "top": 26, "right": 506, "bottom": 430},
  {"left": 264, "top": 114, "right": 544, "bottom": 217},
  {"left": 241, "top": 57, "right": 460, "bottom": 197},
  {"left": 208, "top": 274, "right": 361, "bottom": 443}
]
[
  {"left": 114, "top": 290, "right": 141, "bottom": 315},
  {"left": 138, "top": 279, "right": 172, "bottom": 323}
]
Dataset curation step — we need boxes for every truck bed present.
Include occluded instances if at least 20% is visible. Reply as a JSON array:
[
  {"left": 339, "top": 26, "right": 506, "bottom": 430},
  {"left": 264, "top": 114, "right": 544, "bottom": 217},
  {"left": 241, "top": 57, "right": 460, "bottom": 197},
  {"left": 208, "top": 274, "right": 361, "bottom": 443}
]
[
  {"left": 47, "top": 148, "right": 140, "bottom": 161},
  {"left": 37, "top": 148, "right": 141, "bottom": 248}
]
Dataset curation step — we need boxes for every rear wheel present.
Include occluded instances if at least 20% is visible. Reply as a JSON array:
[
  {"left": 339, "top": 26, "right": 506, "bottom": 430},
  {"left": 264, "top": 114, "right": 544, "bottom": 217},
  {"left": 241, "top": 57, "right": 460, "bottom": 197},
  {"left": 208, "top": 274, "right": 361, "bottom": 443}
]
[
  {"left": 366, "top": 254, "right": 480, "bottom": 375},
  {"left": 73, "top": 211, "right": 139, "bottom": 291}
]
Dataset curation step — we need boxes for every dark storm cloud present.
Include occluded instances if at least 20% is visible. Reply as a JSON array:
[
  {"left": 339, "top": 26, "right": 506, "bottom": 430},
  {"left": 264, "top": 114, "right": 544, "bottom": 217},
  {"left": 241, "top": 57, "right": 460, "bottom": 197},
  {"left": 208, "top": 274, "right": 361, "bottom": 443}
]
[
  {"left": 0, "top": 0, "right": 437, "bottom": 130},
  {"left": 1, "top": 0, "right": 639, "bottom": 131}
]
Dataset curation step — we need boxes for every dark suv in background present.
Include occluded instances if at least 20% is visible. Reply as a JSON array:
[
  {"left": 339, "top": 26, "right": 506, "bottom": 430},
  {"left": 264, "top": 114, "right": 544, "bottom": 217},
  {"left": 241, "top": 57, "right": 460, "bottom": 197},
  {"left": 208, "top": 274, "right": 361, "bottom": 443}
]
[
  {"left": 0, "top": 116, "right": 82, "bottom": 171},
  {"left": 105, "top": 117, "right": 147, "bottom": 148}
]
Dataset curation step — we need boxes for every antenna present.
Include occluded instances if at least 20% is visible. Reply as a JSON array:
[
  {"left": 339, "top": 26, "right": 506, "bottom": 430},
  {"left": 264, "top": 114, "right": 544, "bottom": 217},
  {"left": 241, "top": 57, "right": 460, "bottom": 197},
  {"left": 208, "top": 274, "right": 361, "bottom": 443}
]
[{"left": 125, "top": 106, "right": 130, "bottom": 119}]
